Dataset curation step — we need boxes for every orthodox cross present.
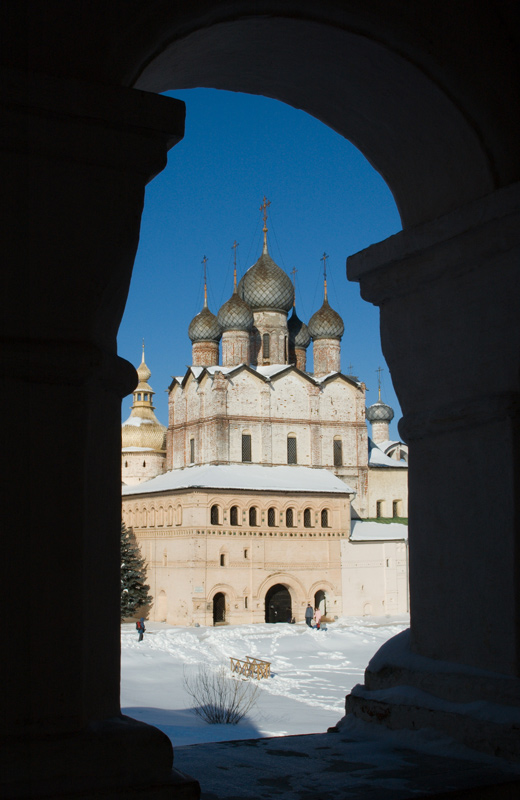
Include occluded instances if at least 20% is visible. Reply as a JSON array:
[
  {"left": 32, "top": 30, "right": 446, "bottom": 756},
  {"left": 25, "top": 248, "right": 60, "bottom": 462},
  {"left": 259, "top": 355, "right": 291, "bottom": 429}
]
[
  {"left": 202, "top": 255, "right": 208, "bottom": 306},
  {"left": 260, "top": 196, "right": 271, "bottom": 251},
  {"left": 376, "top": 365, "right": 384, "bottom": 401},
  {"left": 231, "top": 240, "right": 239, "bottom": 289},
  {"left": 290, "top": 266, "right": 298, "bottom": 306},
  {"left": 321, "top": 252, "right": 329, "bottom": 300},
  {"left": 347, "top": 363, "right": 353, "bottom": 375}
]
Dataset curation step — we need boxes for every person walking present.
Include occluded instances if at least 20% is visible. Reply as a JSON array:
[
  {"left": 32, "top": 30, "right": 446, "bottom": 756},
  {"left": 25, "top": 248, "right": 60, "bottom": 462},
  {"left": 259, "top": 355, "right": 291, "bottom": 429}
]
[
  {"left": 305, "top": 604, "right": 313, "bottom": 627},
  {"left": 136, "top": 618, "right": 146, "bottom": 642},
  {"left": 314, "top": 607, "right": 322, "bottom": 630}
]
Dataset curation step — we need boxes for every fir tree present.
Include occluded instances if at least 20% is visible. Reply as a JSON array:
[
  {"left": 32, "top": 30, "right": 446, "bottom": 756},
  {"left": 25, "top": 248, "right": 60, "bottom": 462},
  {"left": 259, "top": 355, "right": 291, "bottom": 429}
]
[{"left": 121, "top": 522, "right": 152, "bottom": 620}]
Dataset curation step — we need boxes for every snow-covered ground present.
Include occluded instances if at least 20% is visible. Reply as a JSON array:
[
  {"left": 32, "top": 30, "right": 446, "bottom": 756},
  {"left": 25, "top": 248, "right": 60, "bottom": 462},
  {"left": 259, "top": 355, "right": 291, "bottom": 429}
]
[{"left": 121, "top": 616, "right": 409, "bottom": 748}]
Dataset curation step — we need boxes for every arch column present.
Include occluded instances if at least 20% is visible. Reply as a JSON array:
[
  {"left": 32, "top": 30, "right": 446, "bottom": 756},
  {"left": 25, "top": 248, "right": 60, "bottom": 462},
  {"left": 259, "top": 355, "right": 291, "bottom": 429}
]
[
  {"left": 346, "top": 183, "right": 520, "bottom": 754},
  {"left": 1, "top": 70, "right": 199, "bottom": 797}
]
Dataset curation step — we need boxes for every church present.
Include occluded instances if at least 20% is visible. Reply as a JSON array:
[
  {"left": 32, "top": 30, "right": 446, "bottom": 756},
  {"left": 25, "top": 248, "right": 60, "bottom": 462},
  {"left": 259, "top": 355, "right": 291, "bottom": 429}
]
[{"left": 121, "top": 207, "right": 408, "bottom": 624}]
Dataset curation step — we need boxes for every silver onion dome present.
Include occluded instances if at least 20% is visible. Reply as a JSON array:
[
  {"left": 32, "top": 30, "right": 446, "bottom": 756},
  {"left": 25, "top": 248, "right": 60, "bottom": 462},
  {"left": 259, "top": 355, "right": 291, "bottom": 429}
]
[
  {"left": 188, "top": 305, "right": 222, "bottom": 343},
  {"left": 238, "top": 250, "right": 294, "bottom": 312},
  {"left": 218, "top": 291, "right": 254, "bottom": 332},
  {"left": 366, "top": 400, "right": 395, "bottom": 422},
  {"left": 308, "top": 299, "right": 344, "bottom": 340},
  {"left": 287, "top": 307, "right": 311, "bottom": 349}
]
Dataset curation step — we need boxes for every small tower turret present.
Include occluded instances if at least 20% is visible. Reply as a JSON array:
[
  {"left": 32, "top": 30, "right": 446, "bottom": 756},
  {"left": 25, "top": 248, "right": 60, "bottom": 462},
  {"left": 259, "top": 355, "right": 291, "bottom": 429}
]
[
  {"left": 308, "top": 253, "right": 344, "bottom": 376},
  {"left": 218, "top": 241, "right": 254, "bottom": 367},
  {"left": 188, "top": 256, "right": 222, "bottom": 366},
  {"left": 366, "top": 367, "right": 394, "bottom": 443}
]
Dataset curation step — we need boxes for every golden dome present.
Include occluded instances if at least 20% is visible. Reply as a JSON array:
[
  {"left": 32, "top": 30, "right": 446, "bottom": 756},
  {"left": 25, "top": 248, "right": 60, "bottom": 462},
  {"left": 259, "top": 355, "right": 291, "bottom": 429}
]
[{"left": 121, "top": 347, "right": 166, "bottom": 451}]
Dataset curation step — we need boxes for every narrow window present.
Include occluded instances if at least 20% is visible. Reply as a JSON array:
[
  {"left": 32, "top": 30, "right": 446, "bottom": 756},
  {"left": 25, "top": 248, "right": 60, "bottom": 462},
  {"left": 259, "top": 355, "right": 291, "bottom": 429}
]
[
  {"left": 242, "top": 434, "right": 252, "bottom": 462},
  {"left": 142, "top": 461, "right": 146, "bottom": 467},
  {"left": 211, "top": 505, "right": 219, "bottom": 525},
  {"left": 321, "top": 509, "right": 329, "bottom": 528},
  {"left": 286, "top": 508, "right": 294, "bottom": 528},
  {"left": 244, "top": 548, "right": 249, "bottom": 559},
  {"left": 268, "top": 507, "right": 276, "bottom": 527},
  {"left": 287, "top": 436, "right": 297, "bottom": 465},
  {"left": 333, "top": 439, "right": 343, "bottom": 467},
  {"left": 376, "top": 500, "right": 383, "bottom": 519},
  {"left": 244, "top": 596, "right": 248, "bottom": 609},
  {"left": 124, "top": 461, "right": 128, "bottom": 468},
  {"left": 263, "top": 333, "right": 270, "bottom": 359},
  {"left": 304, "top": 508, "right": 312, "bottom": 528},
  {"left": 190, "top": 438, "right": 195, "bottom": 463},
  {"left": 393, "top": 500, "right": 400, "bottom": 518},
  {"left": 230, "top": 505, "right": 238, "bottom": 526},
  {"left": 220, "top": 553, "right": 226, "bottom": 566},
  {"left": 249, "top": 507, "right": 257, "bottom": 526},
  {"left": 284, "top": 336, "right": 287, "bottom": 362}
]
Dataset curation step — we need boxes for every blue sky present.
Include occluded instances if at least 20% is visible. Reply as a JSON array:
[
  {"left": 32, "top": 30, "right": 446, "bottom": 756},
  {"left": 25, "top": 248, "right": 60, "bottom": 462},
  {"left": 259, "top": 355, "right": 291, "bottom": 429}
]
[{"left": 118, "top": 89, "right": 402, "bottom": 438}]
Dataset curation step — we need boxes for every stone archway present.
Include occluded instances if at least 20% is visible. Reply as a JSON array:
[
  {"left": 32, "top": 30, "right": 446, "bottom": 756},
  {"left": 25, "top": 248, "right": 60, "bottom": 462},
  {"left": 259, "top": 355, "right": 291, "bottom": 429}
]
[
  {"left": 265, "top": 584, "right": 292, "bottom": 624},
  {"left": 314, "top": 590, "right": 327, "bottom": 619},
  {"left": 213, "top": 592, "right": 226, "bottom": 625}
]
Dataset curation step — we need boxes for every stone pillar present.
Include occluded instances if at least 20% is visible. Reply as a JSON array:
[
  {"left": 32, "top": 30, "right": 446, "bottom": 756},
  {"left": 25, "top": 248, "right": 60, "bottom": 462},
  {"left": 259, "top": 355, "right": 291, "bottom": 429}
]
[
  {"left": 1, "top": 68, "right": 199, "bottom": 797},
  {"left": 345, "top": 183, "right": 520, "bottom": 754}
]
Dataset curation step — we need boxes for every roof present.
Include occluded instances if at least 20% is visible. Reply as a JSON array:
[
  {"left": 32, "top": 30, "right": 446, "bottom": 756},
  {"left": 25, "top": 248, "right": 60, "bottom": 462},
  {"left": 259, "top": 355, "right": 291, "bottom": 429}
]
[
  {"left": 122, "top": 463, "right": 354, "bottom": 497},
  {"left": 350, "top": 519, "right": 408, "bottom": 542},
  {"left": 368, "top": 439, "right": 408, "bottom": 468},
  {"left": 170, "top": 363, "right": 363, "bottom": 391}
]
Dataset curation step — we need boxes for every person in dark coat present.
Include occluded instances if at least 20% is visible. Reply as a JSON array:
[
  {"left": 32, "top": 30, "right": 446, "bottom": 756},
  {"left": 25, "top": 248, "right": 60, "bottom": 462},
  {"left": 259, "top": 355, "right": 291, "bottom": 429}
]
[
  {"left": 136, "top": 618, "right": 145, "bottom": 642},
  {"left": 305, "top": 604, "right": 313, "bottom": 627}
]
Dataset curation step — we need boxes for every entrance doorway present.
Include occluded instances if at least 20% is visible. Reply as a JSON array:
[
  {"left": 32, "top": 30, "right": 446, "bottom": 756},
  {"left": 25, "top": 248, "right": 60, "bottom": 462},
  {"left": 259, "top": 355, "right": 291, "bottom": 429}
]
[
  {"left": 265, "top": 584, "right": 292, "bottom": 623},
  {"left": 213, "top": 592, "right": 226, "bottom": 625},
  {"left": 314, "top": 590, "right": 327, "bottom": 619}
]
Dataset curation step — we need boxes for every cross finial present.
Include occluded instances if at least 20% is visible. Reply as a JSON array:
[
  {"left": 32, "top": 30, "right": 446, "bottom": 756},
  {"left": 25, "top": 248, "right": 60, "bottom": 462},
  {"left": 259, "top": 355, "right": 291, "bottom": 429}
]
[
  {"left": 202, "top": 255, "right": 208, "bottom": 307},
  {"left": 347, "top": 363, "right": 353, "bottom": 375},
  {"left": 376, "top": 365, "right": 384, "bottom": 401},
  {"left": 231, "top": 240, "right": 239, "bottom": 291},
  {"left": 260, "top": 196, "right": 271, "bottom": 253},
  {"left": 141, "top": 338, "right": 145, "bottom": 364},
  {"left": 321, "top": 252, "right": 329, "bottom": 301},
  {"left": 290, "top": 267, "right": 298, "bottom": 307}
]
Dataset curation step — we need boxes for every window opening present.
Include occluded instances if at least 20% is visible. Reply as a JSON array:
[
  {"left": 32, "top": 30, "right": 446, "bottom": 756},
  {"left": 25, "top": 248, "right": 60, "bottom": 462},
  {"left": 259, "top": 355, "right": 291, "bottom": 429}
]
[
  {"left": 321, "top": 509, "right": 329, "bottom": 528},
  {"left": 268, "top": 507, "right": 276, "bottom": 527},
  {"left": 263, "top": 333, "right": 270, "bottom": 359},
  {"left": 333, "top": 439, "right": 343, "bottom": 467},
  {"left": 304, "top": 508, "right": 312, "bottom": 528},
  {"left": 230, "top": 505, "right": 238, "bottom": 525},
  {"left": 211, "top": 505, "right": 219, "bottom": 525},
  {"left": 242, "top": 434, "right": 252, "bottom": 462},
  {"left": 190, "top": 438, "right": 195, "bottom": 463},
  {"left": 286, "top": 508, "right": 294, "bottom": 527},
  {"left": 220, "top": 553, "right": 226, "bottom": 566},
  {"left": 249, "top": 507, "right": 257, "bottom": 526},
  {"left": 376, "top": 501, "right": 383, "bottom": 518},
  {"left": 393, "top": 500, "right": 400, "bottom": 518},
  {"left": 287, "top": 436, "right": 297, "bottom": 465}
]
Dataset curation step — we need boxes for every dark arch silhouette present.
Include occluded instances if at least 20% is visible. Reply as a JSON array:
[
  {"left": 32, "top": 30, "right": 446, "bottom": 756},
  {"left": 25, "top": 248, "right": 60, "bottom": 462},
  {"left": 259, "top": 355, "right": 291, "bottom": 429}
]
[{"left": 265, "top": 584, "right": 292, "bottom": 623}]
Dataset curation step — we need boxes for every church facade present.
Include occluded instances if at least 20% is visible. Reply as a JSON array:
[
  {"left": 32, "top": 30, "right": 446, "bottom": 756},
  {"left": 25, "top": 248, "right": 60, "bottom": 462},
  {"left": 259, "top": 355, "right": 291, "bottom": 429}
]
[{"left": 122, "top": 218, "right": 408, "bottom": 624}]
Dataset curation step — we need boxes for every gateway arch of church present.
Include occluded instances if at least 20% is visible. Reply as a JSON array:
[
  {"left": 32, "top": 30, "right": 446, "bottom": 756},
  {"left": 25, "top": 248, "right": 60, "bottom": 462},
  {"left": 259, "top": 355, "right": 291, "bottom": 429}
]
[{"left": 3, "top": 2, "right": 520, "bottom": 797}]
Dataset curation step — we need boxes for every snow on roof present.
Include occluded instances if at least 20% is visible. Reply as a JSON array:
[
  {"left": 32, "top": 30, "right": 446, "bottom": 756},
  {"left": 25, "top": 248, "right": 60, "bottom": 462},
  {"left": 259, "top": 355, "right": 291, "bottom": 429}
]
[
  {"left": 350, "top": 519, "right": 408, "bottom": 542},
  {"left": 122, "top": 463, "right": 354, "bottom": 497},
  {"left": 122, "top": 446, "right": 156, "bottom": 452},
  {"left": 253, "top": 364, "right": 291, "bottom": 379},
  {"left": 368, "top": 439, "right": 407, "bottom": 468},
  {"left": 122, "top": 416, "right": 154, "bottom": 427}
]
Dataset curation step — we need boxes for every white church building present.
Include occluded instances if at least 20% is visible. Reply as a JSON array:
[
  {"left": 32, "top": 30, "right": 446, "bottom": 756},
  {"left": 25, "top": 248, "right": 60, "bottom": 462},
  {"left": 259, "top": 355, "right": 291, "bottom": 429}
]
[{"left": 122, "top": 211, "right": 408, "bottom": 624}]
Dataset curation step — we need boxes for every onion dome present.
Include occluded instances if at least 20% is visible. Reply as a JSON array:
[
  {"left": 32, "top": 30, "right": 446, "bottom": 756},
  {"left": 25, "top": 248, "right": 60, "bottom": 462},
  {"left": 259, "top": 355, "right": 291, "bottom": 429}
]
[
  {"left": 287, "top": 307, "right": 311, "bottom": 348},
  {"left": 218, "top": 290, "right": 254, "bottom": 332},
  {"left": 366, "top": 400, "right": 395, "bottom": 423},
  {"left": 308, "top": 299, "right": 344, "bottom": 340},
  {"left": 121, "top": 347, "right": 166, "bottom": 451},
  {"left": 238, "top": 248, "right": 294, "bottom": 312},
  {"left": 188, "top": 304, "right": 222, "bottom": 343}
]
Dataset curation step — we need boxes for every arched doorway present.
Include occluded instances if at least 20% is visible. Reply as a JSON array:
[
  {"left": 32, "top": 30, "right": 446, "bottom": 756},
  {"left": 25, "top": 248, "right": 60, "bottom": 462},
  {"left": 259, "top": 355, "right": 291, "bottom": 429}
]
[
  {"left": 213, "top": 592, "right": 226, "bottom": 625},
  {"left": 314, "top": 590, "right": 327, "bottom": 619},
  {"left": 265, "top": 584, "right": 292, "bottom": 623}
]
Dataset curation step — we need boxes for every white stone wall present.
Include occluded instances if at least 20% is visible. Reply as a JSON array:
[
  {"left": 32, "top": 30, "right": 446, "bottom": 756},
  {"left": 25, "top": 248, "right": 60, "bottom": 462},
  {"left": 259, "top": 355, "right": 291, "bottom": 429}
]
[
  {"left": 121, "top": 450, "right": 166, "bottom": 485},
  {"left": 367, "top": 468, "right": 408, "bottom": 518},
  {"left": 341, "top": 538, "right": 409, "bottom": 615}
]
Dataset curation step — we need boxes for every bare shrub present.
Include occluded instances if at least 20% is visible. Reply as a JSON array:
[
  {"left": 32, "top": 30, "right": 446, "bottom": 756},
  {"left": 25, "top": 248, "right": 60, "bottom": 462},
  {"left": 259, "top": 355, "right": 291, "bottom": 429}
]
[{"left": 183, "top": 664, "right": 260, "bottom": 724}]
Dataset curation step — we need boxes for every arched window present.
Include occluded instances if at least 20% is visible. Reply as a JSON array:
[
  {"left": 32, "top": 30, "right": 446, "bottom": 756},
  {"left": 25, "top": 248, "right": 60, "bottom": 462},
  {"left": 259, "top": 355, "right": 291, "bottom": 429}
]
[
  {"left": 321, "top": 508, "right": 329, "bottom": 528},
  {"left": 268, "top": 507, "right": 276, "bottom": 527},
  {"left": 211, "top": 505, "right": 220, "bottom": 525},
  {"left": 287, "top": 435, "right": 297, "bottom": 464},
  {"left": 141, "top": 508, "right": 147, "bottom": 528},
  {"left": 190, "top": 438, "right": 195, "bottom": 463},
  {"left": 230, "top": 505, "right": 239, "bottom": 526},
  {"left": 304, "top": 508, "right": 312, "bottom": 528},
  {"left": 242, "top": 434, "right": 251, "bottom": 462},
  {"left": 333, "top": 438, "right": 343, "bottom": 467},
  {"left": 175, "top": 504, "right": 182, "bottom": 525},
  {"left": 149, "top": 507, "right": 155, "bottom": 527},
  {"left": 220, "top": 553, "right": 226, "bottom": 566},
  {"left": 263, "top": 332, "right": 270, "bottom": 358},
  {"left": 286, "top": 508, "right": 294, "bottom": 527},
  {"left": 142, "top": 461, "right": 146, "bottom": 467},
  {"left": 249, "top": 506, "right": 257, "bottom": 526}
]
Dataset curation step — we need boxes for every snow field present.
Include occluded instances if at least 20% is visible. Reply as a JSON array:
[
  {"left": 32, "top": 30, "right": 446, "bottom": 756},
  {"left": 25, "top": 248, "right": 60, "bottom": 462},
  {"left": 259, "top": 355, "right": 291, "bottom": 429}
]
[{"left": 121, "top": 616, "right": 409, "bottom": 747}]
